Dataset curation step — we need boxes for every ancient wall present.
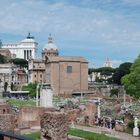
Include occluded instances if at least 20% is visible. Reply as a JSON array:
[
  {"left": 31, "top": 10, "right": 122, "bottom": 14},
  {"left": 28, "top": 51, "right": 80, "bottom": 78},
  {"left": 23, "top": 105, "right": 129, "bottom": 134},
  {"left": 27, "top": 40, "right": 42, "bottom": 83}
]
[
  {"left": 0, "top": 114, "right": 14, "bottom": 132},
  {"left": 67, "top": 109, "right": 81, "bottom": 124},
  {"left": 18, "top": 106, "right": 56, "bottom": 129},
  {"left": 41, "top": 111, "right": 68, "bottom": 140},
  {"left": 0, "top": 103, "right": 12, "bottom": 114}
]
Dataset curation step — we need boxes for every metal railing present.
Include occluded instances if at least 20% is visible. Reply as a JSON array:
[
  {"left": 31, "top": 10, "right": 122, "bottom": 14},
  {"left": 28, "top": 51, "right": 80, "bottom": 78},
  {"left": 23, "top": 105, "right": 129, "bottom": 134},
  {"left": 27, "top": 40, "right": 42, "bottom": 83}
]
[{"left": 0, "top": 131, "right": 33, "bottom": 140}]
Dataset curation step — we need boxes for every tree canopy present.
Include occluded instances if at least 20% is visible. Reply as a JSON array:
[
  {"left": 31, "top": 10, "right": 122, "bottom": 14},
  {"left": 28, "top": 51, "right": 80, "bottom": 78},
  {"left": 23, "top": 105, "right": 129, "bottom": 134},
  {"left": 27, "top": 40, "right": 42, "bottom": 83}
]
[
  {"left": 22, "top": 83, "right": 37, "bottom": 97},
  {"left": 121, "top": 56, "right": 140, "bottom": 98},
  {"left": 89, "top": 67, "right": 116, "bottom": 83},
  {"left": 89, "top": 67, "right": 115, "bottom": 75},
  {"left": 11, "top": 58, "right": 28, "bottom": 68},
  {"left": 0, "top": 54, "right": 7, "bottom": 63},
  {"left": 112, "top": 62, "right": 132, "bottom": 85}
]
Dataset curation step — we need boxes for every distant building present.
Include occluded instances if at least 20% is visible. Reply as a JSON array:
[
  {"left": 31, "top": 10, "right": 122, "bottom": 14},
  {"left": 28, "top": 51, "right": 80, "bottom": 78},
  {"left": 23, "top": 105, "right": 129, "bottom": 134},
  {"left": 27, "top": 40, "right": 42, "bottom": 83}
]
[
  {"left": 28, "top": 59, "right": 45, "bottom": 83},
  {"left": 0, "top": 64, "right": 16, "bottom": 92},
  {"left": 0, "top": 63, "right": 28, "bottom": 92},
  {"left": 28, "top": 36, "right": 88, "bottom": 95},
  {"left": 0, "top": 48, "right": 11, "bottom": 59},
  {"left": 16, "top": 68, "right": 28, "bottom": 84},
  {"left": 103, "top": 58, "right": 112, "bottom": 68},
  {"left": 2, "top": 33, "right": 38, "bottom": 60}
]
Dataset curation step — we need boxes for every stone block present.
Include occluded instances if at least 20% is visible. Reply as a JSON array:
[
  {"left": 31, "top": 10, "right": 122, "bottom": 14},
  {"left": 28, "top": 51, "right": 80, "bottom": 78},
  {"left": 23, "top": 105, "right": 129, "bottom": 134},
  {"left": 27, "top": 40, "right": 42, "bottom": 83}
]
[
  {"left": 41, "top": 111, "right": 68, "bottom": 140},
  {"left": 115, "top": 124, "right": 125, "bottom": 132}
]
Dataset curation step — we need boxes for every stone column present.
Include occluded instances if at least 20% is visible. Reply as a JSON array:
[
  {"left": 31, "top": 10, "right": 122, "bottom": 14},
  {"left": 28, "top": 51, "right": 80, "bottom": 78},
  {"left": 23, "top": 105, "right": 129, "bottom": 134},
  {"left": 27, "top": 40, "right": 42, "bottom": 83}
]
[
  {"left": 36, "top": 84, "right": 40, "bottom": 107},
  {"left": 25, "top": 50, "right": 26, "bottom": 60},
  {"left": 97, "top": 98, "right": 101, "bottom": 119},
  {"left": 30, "top": 50, "right": 31, "bottom": 58},
  {"left": 27, "top": 50, "right": 29, "bottom": 59}
]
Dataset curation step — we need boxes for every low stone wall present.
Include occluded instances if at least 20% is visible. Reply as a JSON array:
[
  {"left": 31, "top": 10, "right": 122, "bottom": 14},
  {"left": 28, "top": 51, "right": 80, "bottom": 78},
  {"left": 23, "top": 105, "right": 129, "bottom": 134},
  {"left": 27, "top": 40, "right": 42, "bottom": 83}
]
[
  {"left": 41, "top": 111, "right": 69, "bottom": 140},
  {"left": 0, "top": 114, "right": 14, "bottom": 132},
  {"left": 115, "top": 124, "right": 125, "bottom": 132},
  {"left": 18, "top": 106, "right": 56, "bottom": 129},
  {"left": 67, "top": 109, "right": 80, "bottom": 124},
  {"left": 0, "top": 100, "right": 12, "bottom": 114}
]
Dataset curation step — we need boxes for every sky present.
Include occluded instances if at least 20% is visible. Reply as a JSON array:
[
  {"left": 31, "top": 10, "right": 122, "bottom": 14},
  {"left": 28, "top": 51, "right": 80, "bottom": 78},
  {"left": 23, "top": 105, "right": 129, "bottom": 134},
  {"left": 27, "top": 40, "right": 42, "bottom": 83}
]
[{"left": 0, "top": 0, "right": 140, "bottom": 68}]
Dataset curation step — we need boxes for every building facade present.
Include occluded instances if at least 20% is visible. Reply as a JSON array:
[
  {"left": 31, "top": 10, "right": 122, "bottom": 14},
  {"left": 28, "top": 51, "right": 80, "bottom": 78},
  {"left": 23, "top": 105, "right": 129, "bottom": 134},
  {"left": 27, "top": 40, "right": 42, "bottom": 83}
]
[
  {"left": 2, "top": 33, "right": 38, "bottom": 60},
  {"left": 0, "top": 64, "right": 17, "bottom": 92},
  {"left": 45, "top": 56, "right": 88, "bottom": 95},
  {"left": 0, "top": 63, "right": 28, "bottom": 92},
  {"left": 28, "top": 59, "right": 45, "bottom": 83},
  {"left": 28, "top": 36, "right": 88, "bottom": 95}
]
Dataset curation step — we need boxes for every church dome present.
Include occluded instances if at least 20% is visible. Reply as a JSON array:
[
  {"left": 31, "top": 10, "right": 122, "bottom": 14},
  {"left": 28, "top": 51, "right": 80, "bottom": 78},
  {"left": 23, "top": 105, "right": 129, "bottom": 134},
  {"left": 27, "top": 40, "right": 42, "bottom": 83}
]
[{"left": 43, "top": 35, "right": 58, "bottom": 51}]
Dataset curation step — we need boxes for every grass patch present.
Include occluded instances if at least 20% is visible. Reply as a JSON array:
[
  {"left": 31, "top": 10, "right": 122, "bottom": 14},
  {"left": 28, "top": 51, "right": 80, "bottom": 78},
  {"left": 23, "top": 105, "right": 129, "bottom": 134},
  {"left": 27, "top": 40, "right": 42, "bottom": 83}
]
[
  {"left": 53, "top": 96, "right": 62, "bottom": 103},
  {"left": 80, "top": 98, "right": 87, "bottom": 104},
  {"left": 8, "top": 99, "right": 36, "bottom": 107},
  {"left": 24, "top": 131, "right": 40, "bottom": 140},
  {"left": 1, "top": 96, "right": 62, "bottom": 107},
  {"left": 69, "top": 128, "right": 119, "bottom": 140},
  {"left": 23, "top": 128, "right": 119, "bottom": 140}
]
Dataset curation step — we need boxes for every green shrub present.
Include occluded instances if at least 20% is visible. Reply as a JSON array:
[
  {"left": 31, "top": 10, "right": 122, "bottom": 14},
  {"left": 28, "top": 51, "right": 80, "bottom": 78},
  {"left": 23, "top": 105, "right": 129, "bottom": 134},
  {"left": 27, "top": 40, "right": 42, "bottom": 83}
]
[
  {"left": 127, "top": 120, "right": 140, "bottom": 129},
  {"left": 22, "top": 83, "right": 37, "bottom": 97},
  {"left": 110, "top": 89, "right": 119, "bottom": 97}
]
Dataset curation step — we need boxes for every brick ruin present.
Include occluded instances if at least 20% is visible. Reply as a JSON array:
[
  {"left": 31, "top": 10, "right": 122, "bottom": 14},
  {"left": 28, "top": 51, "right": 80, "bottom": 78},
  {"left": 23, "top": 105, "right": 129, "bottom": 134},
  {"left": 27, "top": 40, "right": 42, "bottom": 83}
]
[
  {"left": 0, "top": 99, "right": 14, "bottom": 132},
  {"left": 0, "top": 98, "right": 97, "bottom": 140},
  {"left": 0, "top": 114, "right": 14, "bottom": 132},
  {"left": 40, "top": 111, "right": 69, "bottom": 140},
  {"left": 17, "top": 106, "right": 56, "bottom": 129}
]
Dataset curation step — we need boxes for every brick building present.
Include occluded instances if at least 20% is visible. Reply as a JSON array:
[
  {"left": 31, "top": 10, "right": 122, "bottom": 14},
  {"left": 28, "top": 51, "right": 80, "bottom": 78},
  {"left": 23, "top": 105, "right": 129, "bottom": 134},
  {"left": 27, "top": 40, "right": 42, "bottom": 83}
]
[{"left": 28, "top": 36, "right": 88, "bottom": 95}]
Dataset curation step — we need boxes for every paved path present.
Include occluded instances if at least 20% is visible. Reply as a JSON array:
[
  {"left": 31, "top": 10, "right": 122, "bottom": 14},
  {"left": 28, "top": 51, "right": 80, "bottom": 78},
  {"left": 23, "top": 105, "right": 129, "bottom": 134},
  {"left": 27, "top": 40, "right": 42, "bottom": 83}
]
[{"left": 74, "top": 125, "right": 140, "bottom": 140}]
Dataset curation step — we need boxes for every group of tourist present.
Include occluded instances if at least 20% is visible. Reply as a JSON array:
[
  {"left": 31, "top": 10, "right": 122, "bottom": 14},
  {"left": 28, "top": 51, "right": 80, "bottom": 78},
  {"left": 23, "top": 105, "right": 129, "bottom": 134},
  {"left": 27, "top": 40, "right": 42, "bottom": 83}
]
[{"left": 95, "top": 117, "right": 116, "bottom": 129}]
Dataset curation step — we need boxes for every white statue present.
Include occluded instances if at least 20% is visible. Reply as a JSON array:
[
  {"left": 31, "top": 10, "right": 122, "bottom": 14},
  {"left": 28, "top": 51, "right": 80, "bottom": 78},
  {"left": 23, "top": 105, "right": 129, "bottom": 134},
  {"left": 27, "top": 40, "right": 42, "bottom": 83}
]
[
  {"left": 134, "top": 117, "right": 138, "bottom": 128},
  {"left": 133, "top": 117, "right": 139, "bottom": 136}
]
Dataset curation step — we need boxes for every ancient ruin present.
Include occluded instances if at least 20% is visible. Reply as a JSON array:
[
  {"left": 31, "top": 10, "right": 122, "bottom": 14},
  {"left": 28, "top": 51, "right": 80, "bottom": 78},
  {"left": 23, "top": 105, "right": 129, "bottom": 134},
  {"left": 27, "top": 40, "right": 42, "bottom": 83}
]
[{"left": 40, "top": 111, "right": 68, "bottom": 140}]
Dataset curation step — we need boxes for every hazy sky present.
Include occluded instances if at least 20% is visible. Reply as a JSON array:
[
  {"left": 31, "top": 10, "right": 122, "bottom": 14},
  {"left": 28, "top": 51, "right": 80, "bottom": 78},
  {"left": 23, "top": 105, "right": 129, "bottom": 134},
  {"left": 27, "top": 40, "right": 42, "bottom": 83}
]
[{"left": 0, "top": 0, "right": 140, "bottom": 68}]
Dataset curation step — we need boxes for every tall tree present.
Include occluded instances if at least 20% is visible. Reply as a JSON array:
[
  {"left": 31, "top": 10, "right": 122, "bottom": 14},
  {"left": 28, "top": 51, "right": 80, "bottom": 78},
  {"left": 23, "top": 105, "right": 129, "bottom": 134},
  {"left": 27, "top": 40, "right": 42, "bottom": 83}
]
[
  {"left": 122, "top": 56, "right": 140, "bottom": 98},
  {"left": 0, "top": 54, "right": 7, "bottom": 63},
  {"left": 89, "top": 67, "right": 115, "bottom": 75},
  {"left": 89, "top": 67, "right": 116, "bottom": 83},
  {"left": 112, "top": 62, "right": 132, "bottom": 85}
]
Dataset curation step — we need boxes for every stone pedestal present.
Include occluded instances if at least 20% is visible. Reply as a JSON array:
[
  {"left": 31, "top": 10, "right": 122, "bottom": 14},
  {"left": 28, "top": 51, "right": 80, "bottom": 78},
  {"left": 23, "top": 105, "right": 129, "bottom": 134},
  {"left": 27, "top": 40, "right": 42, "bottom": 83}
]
[
  {"left": 40, "top": 87, "right": 53, "bottom": 108},
  {"left": 133, "top": 127, "right": 139, "bottom": 136}
]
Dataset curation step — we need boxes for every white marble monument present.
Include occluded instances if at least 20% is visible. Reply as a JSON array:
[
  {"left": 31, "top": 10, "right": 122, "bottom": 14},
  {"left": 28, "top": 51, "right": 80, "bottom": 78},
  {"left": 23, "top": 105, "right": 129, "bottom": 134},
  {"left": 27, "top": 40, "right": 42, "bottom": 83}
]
[{"left": 2, "top": 33, "right": 38, "bottom": 60}]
